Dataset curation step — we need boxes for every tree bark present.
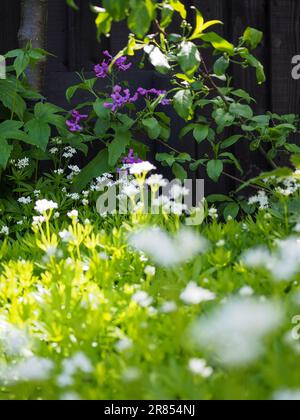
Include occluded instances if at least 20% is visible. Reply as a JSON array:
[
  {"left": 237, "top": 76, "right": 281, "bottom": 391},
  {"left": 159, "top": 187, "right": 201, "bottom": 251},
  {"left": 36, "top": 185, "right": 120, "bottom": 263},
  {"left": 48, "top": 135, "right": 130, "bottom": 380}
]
[{"left": 18, "top": 0, "right": 48, "bottom": 92}]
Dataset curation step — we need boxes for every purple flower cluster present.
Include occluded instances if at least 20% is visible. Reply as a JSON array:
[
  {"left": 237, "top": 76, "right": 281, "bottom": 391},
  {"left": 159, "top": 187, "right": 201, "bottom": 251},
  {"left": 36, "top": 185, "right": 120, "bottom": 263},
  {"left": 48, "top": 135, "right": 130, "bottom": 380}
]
[
  {"left": 104, "top": 85, "right": 139, "bottom": 112},
  {"left": 94, "top": 51, "right": 132, "bottom": 79},
  {"left": 137, "top": 88, "right": 171, "bottom": 106},
  {"left": 66, "top": 110, "right": 88, "bottom": 132},
  {"left": 122, "top": 149, "right": 143, "bottom": 165},
  {"left": 104, "top": 86, "right": 170, "bottom": 113}
]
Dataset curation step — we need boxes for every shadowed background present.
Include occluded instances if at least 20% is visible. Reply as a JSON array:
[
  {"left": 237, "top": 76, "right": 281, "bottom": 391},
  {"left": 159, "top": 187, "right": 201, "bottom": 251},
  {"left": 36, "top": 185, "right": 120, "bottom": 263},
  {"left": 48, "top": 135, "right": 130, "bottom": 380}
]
[{"left": 1, "top": 0, "right": 300, "bottom": 194}]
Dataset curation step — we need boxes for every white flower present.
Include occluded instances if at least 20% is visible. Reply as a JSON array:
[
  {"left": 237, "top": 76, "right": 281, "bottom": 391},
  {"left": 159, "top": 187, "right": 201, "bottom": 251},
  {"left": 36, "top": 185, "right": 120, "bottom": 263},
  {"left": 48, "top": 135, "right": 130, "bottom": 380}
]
[
  {"left": 169, "top": 184, "right": 189, "bottom": 200},
  {"left": 191, "top": 298, "right": 283, "bottom": 367},
  {"left": 67, "top": 193, "right": 80, "bottom": 200},
  {"left": 273, "top": 389, "right": 300, "bottom": 401},
  {"left": 146, "top": 174, "right": 167, "bottom": 188},
  {"left": 216, "top": 239, "right": 225, "bottom": 247},
  {"left": 243, "top": 237, "right": 300, "bottom": 280},
  {"left": 0, "top": 357, "right": 54, "bottom": 384},
  {"left": 49, "top": 147, "right": 59, "bottom": 154},
  {"left": 239, "top": 286, "right": 254, "bottom": 297},
  {"left": 32, "top": 216, "right": 46, "bottom": 227},
  {"left": 63, "top": 146, "right": 77, "bottom": 159},
  {"left": 54, "top": 169, "right": 64, "bottom": 175},
  {"left": 115, "top": 337, "right": 133, "bottom": 352},
  {"left": 248, "top": 190, "right": 269, "bottom": 209},
  {"left": 144, "top": 265, "right": 156, "bottom": 277},
  {"left": 59, "top": 230, "right": 74, "bottom": 243},
  {"left": 130, "top": 161, "right": 156, "bottom": 175},
  {"left": 132, "top": 291, "right": 153, "bottom": 307},
  {"left": 170, "top": 202, "right": 187, "bottom": 215},
  {"left": 16, "top": 157, "right": 30, "bottom": 169},
  {"left": 33, "top": 190, "right": 41, "bottom": 197},
  {"left": 67, "top": 210, "right": 78, "bottom": 219},
  {"left": 129, "top": 228, "right": 208, "bottom": 267},
  {"left": 208, "top": 208, "right": 218, "bottom": 219},
  {"left": 0, "top": 226, "right": 9, "bottom": 236},
  {"left": 82, "top": 199, "right": 89, "bottom": 206},
  {"left": 188, "top": 358, "right": 213, "bottom": 378},
  {"left": 160, "top": 301, "right": 177, "bottom": 313},
  {"left": 122, "top": 184, "right": 139, "bottom": 198},
  {"left": 34, "top": 199, "right": 58, "bottom": 214},
  {"left": 18, "top": 196, "right": 32, "bottom": 205},
  {"left": 180, "top": 282, "right": 216, "bottom": 305}
]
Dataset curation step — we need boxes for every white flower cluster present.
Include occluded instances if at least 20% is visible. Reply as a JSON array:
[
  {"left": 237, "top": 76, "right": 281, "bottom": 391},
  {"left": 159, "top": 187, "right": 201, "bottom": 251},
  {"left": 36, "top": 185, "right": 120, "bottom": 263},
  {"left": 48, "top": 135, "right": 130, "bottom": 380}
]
[
  {"left": 129, "top": 228, "right": 208, "bottom": 267},
  {"left": 15, "top": 157, "right": 30, "bottom": 170},
  {"left": 180, "top": 282, "right": 216, "bottom": 305},
  {"left": 34, "top": 199, "right": 58, "bottom": 214},
  {"left": 0, "top": 226, "right": 9, "bottom": 236},
  {"left": 191, "top": 298, "right": 283, "bottom": 367},
  {"left": 63, "top": 146, "right": 77, "bottom": 159},
  {"left": 248, "top": 190, "right": 269, "bottom": 210},
  {"left": 243, "top": 237, "right": 300, "bottom": 280},
  {"left": 188, "top": 358, "right": 213, "bottom": 378},
  {"left": 57, "top": 352, "right": 92, "bottom": 387}
]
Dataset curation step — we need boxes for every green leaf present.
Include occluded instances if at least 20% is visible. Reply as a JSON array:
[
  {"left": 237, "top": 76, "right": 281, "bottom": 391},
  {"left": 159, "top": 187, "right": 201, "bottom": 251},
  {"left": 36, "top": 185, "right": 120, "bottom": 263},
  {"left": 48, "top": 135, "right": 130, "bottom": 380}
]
[
  {"left": 0, "top": 79, "right": 26, "bottom": 120},
  {"left": 66, "top": 0, "right": 78, "bottom": 10},
  {"left": 201, "top": 32, "right": 235, "bottom": 55},
  {"left": 72, "top": 149, "right": 110, "bottom": 192},
  {"left": 177, "top": 41, "right": 201, "bottom": 76},
  {"left": 243, "top": 27, "right": 263, "bottom": 50},
  {"left": 213, "top": 55, "right": 230, "bottom": 76},
  {"left": 207, "top": 194, "right": 233, "bottom": 203},
  {"left": 14, "top": 51, "right": 30, "bottom": 77},
  {"left": 179, "top": 123, "right": 197, "bottom": 139},
  {"left": 285, "top": 144, "right": 300, "bottom": 154},
  {"left": 103, "top": 0, "right": 129, "bottom": 21},
  {"left": 172, "top": 162, "right": 187, "bottom": 180},
  {"left": 229, "top": 103, "right": 253, "bottom": 119},
  {"left": 142, "top": 117, "right": 161, "bottom": 140},
  {"left": 213, "top": 108, "right": 235, "bottom": 132},
  {"left": 93, "top": 99, "right": 111, "bottom": 120},
  {"left": 190, "top": 8, "right": 222, "bottom": 40},
  {"left": 223, "top": 202, "right": 239, "bottom": 220},
  {"left": 108, "top": 130, "right": 132, "bottom": 167},
  {"left": 0, "top": 138, "right": 13, "bottom": 169},
  {"left": 232, "top": 89, "right": 254, "bottom": 103},
  {"left": 173, "top": 90, "right": 193, "bottom": 120},
  {"left": 207, "top": 159, "right": 223, "bottom": 182},
  {"left": 156, "top": 153, "right": 175, "bottom": 167},
  {"left": 25, "top": 119, "right": 51, "bottom": 151},
  {"left": 193, "top": 124, "right": 209, "bottom": 144},
  {"left": 169, "top": 0, "right": 186, "bottom": 18},
  {"left": 94, "top": 8, "right": 113, "bottom": 39},
  {"left": 144, "top": 45, "right": 171, "bottom": 74},
  {"left": 221, "top": 135, "right": 243, "bottom": 149},
  {"left": 220, "top": 152, "right": 243, "bottom": 174},
  {"left": 128, "top": 0, "right": 155, "bottom": 38}
]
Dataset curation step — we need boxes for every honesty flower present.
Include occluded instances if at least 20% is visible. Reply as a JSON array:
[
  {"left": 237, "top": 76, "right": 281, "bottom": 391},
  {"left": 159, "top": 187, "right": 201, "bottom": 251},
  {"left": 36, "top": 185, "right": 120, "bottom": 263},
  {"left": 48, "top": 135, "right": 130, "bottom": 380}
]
[
  {"left": 129, "top": 228, "right": 208, "bottom": 267},
  {"left": 191, "top": 298, "right": 283, "bottom": 367},
  {"left": 35, "top": 199, "right": 58, "bottom": 214},
  {"left": 180, "top": 282, "right": 216, "bottom": 305},
  {"left": 66, "top": 110, "right": 88, "bottom": 132}
]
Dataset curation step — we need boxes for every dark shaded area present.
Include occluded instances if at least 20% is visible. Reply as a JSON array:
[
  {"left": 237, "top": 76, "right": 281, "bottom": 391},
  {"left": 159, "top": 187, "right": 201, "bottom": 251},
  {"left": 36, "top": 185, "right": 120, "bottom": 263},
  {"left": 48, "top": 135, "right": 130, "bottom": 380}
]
[{"left": 1, "top": 0, "right": 300, "bottom": 194}]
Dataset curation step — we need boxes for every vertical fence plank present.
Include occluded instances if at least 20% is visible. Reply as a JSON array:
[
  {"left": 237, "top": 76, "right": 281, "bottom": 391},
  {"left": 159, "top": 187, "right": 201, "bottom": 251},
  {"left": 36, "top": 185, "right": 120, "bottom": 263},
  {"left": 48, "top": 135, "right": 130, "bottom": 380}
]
[
  {"left": 230, "top": 0, "right": 270, "bottom": 179},
  {"left": 269, "top": 0, "right": 300, "bottom": 115},
  {"left": 193, "top": 0, "right": 235, "bottom": 194}
]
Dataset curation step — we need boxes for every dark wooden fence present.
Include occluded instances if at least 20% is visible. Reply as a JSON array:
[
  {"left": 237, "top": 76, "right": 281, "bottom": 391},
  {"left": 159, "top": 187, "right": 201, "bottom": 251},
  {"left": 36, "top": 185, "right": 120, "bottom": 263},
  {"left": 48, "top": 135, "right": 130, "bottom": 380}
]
[{"left": 1, "top": 0, "right": 300, "bottom": 193}]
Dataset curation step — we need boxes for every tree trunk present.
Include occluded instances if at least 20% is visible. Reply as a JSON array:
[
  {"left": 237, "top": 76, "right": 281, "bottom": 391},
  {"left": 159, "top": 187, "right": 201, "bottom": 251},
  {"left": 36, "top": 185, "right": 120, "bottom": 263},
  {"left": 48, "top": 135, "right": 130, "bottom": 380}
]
[{"left": 18, "top": 0, "right": 48, "bottom": 92}]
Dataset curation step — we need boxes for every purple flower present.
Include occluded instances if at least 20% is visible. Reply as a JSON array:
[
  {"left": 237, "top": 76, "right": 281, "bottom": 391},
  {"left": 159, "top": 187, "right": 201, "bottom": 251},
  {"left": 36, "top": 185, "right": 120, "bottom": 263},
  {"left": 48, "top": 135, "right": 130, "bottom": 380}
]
[
  {"left": 115, "top": 56, "right": 132, "bottom": 71},
  {"left": 94, "top": 62, "right": 109, "bottom": 78},
  {"left": 104, "top": 85, "right": 139, "bottom": 112},
  {"left": 122, "top": 149, "right": 143, "bottom": 165},
  {"left": 66, "top": 110, "right": 88, "bottom": 132},
  {"left": 94, "top": 51, "right": 132, "bottom": 79},
  {"left": 136, "top": 87, "right": 169, "bottom": 105}
]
